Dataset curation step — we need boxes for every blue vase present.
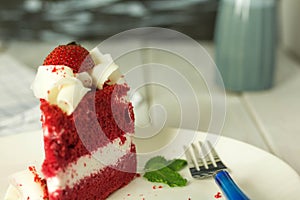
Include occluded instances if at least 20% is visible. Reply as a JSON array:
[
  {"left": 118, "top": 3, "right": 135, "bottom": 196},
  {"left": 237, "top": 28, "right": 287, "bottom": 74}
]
[{"left": 215, "top": 0, "right": 277, "bottom": 91}]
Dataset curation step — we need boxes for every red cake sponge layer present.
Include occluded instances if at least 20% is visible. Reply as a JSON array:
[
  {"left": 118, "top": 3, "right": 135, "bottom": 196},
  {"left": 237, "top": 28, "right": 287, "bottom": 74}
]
[
  {"left": 49, "top": 149, "right": 137, "bottom": 200},
  {"left": 41, "top": 83, "right": 134, "bottom": 177}
]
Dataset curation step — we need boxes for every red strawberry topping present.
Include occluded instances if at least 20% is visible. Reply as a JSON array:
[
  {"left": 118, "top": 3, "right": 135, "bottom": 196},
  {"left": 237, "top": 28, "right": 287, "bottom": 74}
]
[{"left": 43, "top": 42, "right": 94, "bottom": 73}]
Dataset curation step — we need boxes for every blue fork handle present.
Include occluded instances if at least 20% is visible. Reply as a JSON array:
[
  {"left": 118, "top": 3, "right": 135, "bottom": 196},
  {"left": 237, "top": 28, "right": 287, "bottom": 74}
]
[{"left": 214, "top": 170, "right": 250, "bottom": 200}]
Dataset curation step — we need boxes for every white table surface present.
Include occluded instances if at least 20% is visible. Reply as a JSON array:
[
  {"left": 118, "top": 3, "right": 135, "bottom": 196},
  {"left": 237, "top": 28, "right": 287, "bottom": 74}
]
[{"left": 1, "top": 40, "right": 300, "bottom": 177}]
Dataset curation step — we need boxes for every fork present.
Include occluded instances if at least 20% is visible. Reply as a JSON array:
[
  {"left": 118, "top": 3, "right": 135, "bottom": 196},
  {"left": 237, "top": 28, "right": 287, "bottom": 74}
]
[{"left": 184, "top": 141, "right": 250, "bottom": 200}]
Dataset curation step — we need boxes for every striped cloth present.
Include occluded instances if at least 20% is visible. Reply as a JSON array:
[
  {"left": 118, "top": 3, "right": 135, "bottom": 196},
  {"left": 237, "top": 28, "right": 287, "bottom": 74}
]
[{"left": 0, "top": 54, "right": 40, "bottom": 136}]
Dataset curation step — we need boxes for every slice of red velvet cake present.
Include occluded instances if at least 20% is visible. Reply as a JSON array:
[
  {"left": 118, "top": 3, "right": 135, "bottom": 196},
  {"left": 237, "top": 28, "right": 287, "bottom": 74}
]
[{"left": 31, "top": 43, "right": 136, "bottom": 200}]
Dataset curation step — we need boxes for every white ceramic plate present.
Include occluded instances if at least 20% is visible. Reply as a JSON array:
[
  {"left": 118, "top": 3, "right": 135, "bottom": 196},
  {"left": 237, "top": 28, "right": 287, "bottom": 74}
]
[{"left": 1, "top": 129, "right": 300, "bottom": 200}]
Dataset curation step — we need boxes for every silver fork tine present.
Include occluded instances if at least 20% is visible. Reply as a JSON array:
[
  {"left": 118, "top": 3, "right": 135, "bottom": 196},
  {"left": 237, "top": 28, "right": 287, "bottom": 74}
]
[
  {"left": 207, "top": 141, "right": 227, "bottom": 169},
  {"left": 200, "top": 141, "right": 215, "bottom": 168},
  {"left": 192, "top": 142, "right": 208, "bottom": 169},
  {"left": 185, "top": 141, "right": 227, "bottom": 179},
  {"left": 184, "top": 145, "right": 199, "bottom": 171}
]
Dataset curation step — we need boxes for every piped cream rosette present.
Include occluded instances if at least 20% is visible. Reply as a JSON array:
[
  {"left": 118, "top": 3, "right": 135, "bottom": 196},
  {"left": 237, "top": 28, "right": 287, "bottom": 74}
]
[{"left": 31, "top": 48, "right": 122, "bottom": 115}]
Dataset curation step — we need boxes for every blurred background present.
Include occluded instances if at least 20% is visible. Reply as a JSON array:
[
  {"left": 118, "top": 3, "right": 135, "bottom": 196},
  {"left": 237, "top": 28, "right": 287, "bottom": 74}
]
[
  {"left": 0, "top": 0, "right": 298, "bottom": 50},
  {"left": 0, "top": 0, "right": 299, "bottom": 67},
  {"left": 0, "top": 0, "right": 218, "bottom": 42},
  {"left": 1, "top": 0, "right": 300, "bottom": 175}
]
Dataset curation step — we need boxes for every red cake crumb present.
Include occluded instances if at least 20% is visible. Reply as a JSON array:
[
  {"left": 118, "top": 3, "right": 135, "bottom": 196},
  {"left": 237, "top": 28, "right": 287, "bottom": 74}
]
[
  {"left": 152, "top": 185, "right": 163, "bottom": 190},
  {"left": 214, "top": 192, "right": 222, "bottom": 199},
  {"left": 28, "top": 166, "right": 48, "bottom": 199}
]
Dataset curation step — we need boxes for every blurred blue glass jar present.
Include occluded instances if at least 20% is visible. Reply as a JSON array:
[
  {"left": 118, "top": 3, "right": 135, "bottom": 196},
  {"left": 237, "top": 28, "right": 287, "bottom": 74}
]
[{"left": 215, "top": 0, "right": 277, "bottom": 91}]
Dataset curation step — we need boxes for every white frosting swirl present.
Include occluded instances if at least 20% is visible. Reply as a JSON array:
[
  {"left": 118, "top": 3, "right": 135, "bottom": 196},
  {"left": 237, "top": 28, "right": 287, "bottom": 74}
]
[
  {"left": 31, "top": 65, "right": 90, "bottom": 115},
  {"left": 90, "top": 48, "right": 122, "bottom": 89},
  {"left": 31, "top": 48, "right": 122, "bottom": 115}
]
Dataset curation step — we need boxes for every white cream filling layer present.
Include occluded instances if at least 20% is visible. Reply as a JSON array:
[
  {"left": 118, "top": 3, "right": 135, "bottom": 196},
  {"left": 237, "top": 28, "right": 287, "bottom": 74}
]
[{"left": 46, "top": 133, "right": 133, "bottom": 194}]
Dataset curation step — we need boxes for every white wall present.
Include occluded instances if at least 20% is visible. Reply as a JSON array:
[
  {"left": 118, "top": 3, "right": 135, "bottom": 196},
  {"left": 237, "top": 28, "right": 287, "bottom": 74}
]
[{"left": 280, "top": 0, "right": 300, "bottom": 58}]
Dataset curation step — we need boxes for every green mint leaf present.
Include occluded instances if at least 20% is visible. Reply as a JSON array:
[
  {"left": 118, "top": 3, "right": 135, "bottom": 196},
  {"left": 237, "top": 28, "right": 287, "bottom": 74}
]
[
  {"left": 143, "top": 156, "right": 188, "bottom": 187},
  {"left": 144, "top": 167, "right": 187, "bottom": 187},
  {"left": 144, "top": 156, "right": 168, "bottom": 171},
  {"left": 167, "top": 159, "right": 188, "bottom": 171}
]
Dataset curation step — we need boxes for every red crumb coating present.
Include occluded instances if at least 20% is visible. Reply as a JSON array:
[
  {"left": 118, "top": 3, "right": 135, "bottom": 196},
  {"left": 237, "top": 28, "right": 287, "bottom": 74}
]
[
  {"left": 43, "top": 43, "right": 94, "bottom": 73},
  {"left": 49, "top": 150, "right": 136, "bottom": 200},
  {"left": 41, "top": 83, "right": 135, "bottom": 177}
]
